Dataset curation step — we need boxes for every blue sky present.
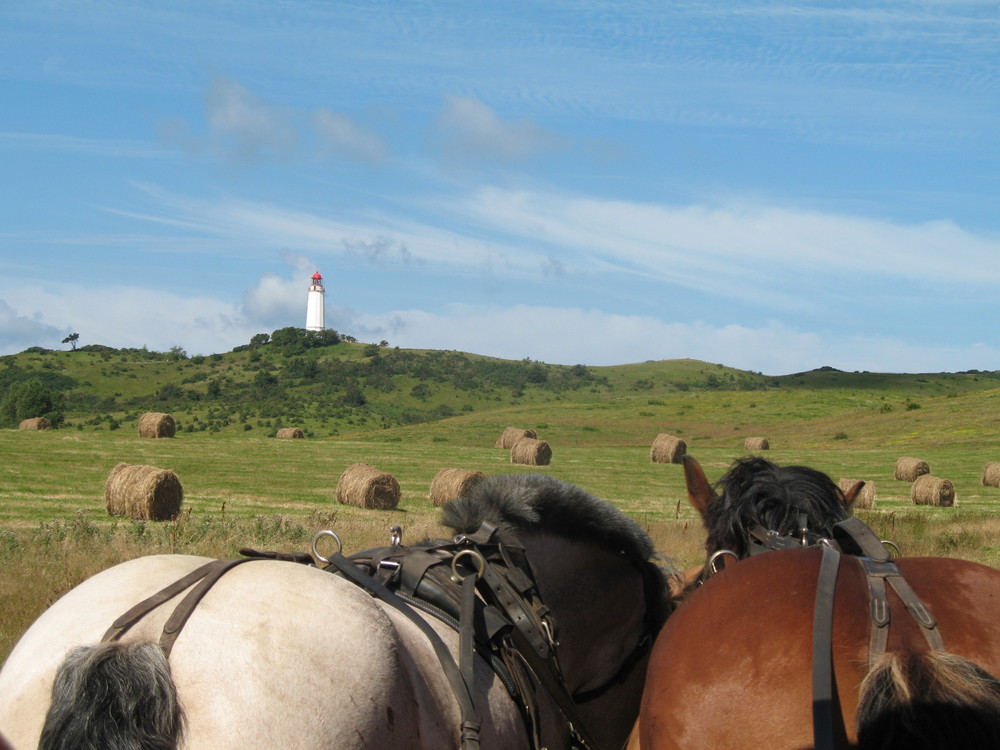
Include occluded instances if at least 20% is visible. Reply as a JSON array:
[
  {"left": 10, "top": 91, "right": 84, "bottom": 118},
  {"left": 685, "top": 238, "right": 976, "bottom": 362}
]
[{"left": 1, "top": 1, "right": 998, "bottom": 375}]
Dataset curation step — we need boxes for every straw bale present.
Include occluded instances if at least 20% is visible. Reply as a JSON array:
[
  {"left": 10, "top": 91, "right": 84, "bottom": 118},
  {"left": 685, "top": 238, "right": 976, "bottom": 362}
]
[
  {"left": 336, "top": 463, "right": 400, "bottom": 510},
  {"left": 911, "top": 475, "right": 956, "bottom": 507},
  {"left": 138, "top": 412, "right": 176, "bottom": 439},
  {"left": 744, "top": 437, "right": 770, "bottom": 451},
  {"left": 894, "top": 457, "right": 930, "bottom": 482},
  {"left": 494, "top": 427, "right": 537, "bottom": 449},
  {"left": 275, "top": 427, "right": 305, "bottom": 439},
  {"left": 837, "top": 478, "right": 877, "bottom": 510},
  {"left": 19, "top": 417, "right": 52, "bottom": 430},
  {"left": 104, "top": 462, "right": 183, "bottom": 521},
  {"left": 982, "top": 462, "right": 1000, "bottom": 488},
  {"left": 510, "top": 438, "right": 552, "bottom": 466},
  {"left": 650, "top": 434, "right": 686, "bottom": 464},
  {"left": 429, "top": 468, "right": 488, "bottom": 507}
]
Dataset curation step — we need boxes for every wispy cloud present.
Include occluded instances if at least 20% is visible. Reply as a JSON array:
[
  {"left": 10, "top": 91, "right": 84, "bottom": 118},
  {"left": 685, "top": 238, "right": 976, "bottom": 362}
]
[
  {"left": 106, "top": 180, "right": 1000, "bottom": 316},
  {"left": 0, "top": 132, "right": 171, "bottom": 159}
]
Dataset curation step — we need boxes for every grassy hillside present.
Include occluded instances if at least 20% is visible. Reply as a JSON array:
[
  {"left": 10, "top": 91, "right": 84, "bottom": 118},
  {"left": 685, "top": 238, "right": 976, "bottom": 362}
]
[{"left": 4, "top": 340, "right": 999, "bottom": 441}]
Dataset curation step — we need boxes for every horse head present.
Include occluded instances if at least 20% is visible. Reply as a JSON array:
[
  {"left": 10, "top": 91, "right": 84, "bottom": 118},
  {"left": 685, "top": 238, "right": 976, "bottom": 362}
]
[{"left": 683, "top": 454, "right": 863, "bottom": 569}]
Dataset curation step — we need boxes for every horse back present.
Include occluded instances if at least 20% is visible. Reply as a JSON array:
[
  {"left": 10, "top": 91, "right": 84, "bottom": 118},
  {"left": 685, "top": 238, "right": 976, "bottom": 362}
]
[
  {"left": 0, "top": 553, "right": 525, "bottom": 750},
  {"left": 639, "top": 549, "right": 1000, "bottom": 750}
]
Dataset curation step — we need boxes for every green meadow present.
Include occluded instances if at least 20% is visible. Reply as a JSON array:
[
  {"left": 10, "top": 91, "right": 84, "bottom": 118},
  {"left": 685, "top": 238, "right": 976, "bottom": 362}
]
[{"left": 3, "top": 344, "right": 1000, "bottom": 661}]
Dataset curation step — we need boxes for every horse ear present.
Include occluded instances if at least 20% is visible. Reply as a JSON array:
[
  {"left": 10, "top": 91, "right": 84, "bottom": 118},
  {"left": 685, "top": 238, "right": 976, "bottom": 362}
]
[
  {"left": 841, "top": 481, "right": 865, "bottom": 509},
  {"left": 683, "top": 455, "right": 716, "bottom": 520}
]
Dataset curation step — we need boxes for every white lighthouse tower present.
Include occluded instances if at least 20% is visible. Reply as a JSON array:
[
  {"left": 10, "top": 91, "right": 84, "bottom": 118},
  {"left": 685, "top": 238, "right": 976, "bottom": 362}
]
[{"left": 305, "top": 271, "right": 325, "bottom": 331}]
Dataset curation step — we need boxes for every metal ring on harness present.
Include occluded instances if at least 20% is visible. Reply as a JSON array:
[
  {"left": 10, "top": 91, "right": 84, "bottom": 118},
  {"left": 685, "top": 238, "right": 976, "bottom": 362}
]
[
  {"left": 708, "top": 549, "right": 739, "bottom": 575},
  {"left": 882, "top": 540, "right": 900, "bottom": 558},
  {"left": 451, "top": 549, "right": 487, "bottom": 583},
  {"left": 310, "top": 530, "right": 343, "bottom": 565}
]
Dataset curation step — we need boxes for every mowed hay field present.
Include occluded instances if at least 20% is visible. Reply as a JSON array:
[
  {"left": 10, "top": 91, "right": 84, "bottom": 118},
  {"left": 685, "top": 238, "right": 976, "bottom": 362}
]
[{"left": 5, "top": 381, "right": 1000, "bottom": 662}]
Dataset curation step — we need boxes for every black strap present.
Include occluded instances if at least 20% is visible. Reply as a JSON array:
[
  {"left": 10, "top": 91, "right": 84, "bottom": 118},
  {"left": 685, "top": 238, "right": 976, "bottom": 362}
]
[
  {"left": 832, "top": 518, "right": 891, "bottom": 562},
  {"left": 459, "top": 572, "right": 477, "bottom": 703},
  {"left": 812, "top": 546, "right": 848, "bottom": 750}
]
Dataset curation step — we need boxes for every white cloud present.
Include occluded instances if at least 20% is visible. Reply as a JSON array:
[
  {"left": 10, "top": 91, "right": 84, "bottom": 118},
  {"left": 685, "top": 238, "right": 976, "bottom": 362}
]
[
  {"left": 2, "top": 276, "right": 996, "bottom": 375},
  {"left": 241, "top": 252, "right": 318, "bottom": 328},
  {"left": 0, "top": 283, "right": 254, "bottom": 356},
  {"left": 204, "top": 77, "right": 298, "bottom": 164},
  {"left": 343, "top": 304, "right": 1000, "bottom": 375},
  {"left": 313, "top": 108, "right": 388, "bottom": 163},
  {"left": 0, "top": 299, "right": 69, "bottom": 352},
  {"left": 437, "top": 95, "right": 569, "bottom": 161}
]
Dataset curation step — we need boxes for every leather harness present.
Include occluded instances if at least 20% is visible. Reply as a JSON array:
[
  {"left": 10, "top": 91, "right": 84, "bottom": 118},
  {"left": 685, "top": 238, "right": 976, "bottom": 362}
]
[
  {"left": 100, "top": 522, "right": 657, "bottom": 750},
  {"left": 707, "top": 515, "right": 945, "bottom": 750}
]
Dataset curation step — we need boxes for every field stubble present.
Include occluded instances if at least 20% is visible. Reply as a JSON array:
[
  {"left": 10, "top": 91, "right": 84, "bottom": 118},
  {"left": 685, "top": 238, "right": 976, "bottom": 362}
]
[{"left": 2, "top": 430, "right": 1000, "bottom": 663}]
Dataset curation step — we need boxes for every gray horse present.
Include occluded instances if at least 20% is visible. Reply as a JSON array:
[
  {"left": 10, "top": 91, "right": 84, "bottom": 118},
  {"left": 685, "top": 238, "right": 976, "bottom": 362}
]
[{"left": 0, "top": 474, "right": 672, "bottom": 750}]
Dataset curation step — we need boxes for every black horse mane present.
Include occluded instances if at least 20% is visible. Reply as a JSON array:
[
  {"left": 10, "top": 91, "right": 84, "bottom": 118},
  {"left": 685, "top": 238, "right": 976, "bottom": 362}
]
[
  {"left": 704, "top": 456, "right": 853, "bottom": 559},
  {"left": 441, "top": 473, "right": 655, "bottom": 567}
]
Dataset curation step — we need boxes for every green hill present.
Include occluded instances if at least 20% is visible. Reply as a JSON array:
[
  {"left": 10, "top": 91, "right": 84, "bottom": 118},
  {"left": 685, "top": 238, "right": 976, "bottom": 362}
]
[{"left": 3, "top": 336, "right": 1000, "bottom": 451}]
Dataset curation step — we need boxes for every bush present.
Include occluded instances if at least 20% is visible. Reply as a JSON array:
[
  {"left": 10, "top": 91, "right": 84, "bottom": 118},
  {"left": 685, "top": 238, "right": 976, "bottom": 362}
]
[{"left": 0, "top": 377, "right": 65, "bottom": 427}]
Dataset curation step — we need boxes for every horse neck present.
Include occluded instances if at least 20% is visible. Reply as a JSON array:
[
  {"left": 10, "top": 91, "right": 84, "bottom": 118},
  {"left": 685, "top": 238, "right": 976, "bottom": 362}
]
[{"left": 519, "top": 531, "right": 653, "bottom": 749}]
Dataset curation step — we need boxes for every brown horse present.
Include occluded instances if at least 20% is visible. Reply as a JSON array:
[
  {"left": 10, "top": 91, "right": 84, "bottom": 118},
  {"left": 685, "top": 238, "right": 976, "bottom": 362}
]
[{"left": 634, "top": 455, "right": 1000, "bottom": 750}]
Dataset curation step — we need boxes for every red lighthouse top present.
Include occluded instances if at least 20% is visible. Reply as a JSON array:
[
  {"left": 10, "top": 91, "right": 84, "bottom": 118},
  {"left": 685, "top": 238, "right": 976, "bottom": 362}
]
[{"left": 311, "top": 271, "right": 323, "bottom": 280}]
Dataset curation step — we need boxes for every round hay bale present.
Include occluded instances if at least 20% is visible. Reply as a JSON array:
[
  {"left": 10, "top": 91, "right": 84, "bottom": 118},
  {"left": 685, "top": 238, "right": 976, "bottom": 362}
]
[
  {"left": 744, "top": 437, "right": 770, "bottom": 451},
  {"left": 837, "top": 478, "right": 877, "bottom": 510},
  {"left": 104, "top": 462, "right": 183, "bottom": 521},
  {"left": 510, "top": 438, "right": 552, "bottom": 466},
  {"left": 429, "top": 468, "right": 488, "bottom": 507},
  {"left": 336, "top": 463, "right": 400, "bottom": 510},
  {"left": 494, "top": 427, "right": 537, "bottom": 449},
  {"left": 275, "top": 427, "right": 305, "bottom": 439},
  {"left": 650, "top": 434, "right": 686, "bottom": 464},
  {"left": 19, "top": 417, "right": 52, "bottom": 430},
  {"left": 911, "top": 475, "right": 956, "bottom": 507},
  {"left": 138, "top": 412, "right": 176, "bottom": 439},
  {"left": 982, "top": 462, "right": 1000, "bottom": 488},
  {"left": 894, "top": 457, "right": 930, "bottom": 482}
]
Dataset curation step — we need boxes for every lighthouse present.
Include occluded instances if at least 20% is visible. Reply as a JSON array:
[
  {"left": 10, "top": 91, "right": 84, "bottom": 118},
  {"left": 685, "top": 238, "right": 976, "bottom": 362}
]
[{"left": 305, "top": 271, "right": 325, "bottom": 331}]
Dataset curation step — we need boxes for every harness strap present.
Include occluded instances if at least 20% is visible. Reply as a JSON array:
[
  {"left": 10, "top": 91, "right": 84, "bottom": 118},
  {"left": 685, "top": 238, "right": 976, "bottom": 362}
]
[
  {"left": 884, "top": 568, "right": 945, "bottom": 651},
  {"left": 102, "top": 558, "right": 254, "bottom": 650},
  {"left": 507, "top": 626, "right": 601, "bottom": 750},
  {"left": 459, "top": 572, "right": 477, "bottom": 710},
  {"left": 863, "top": 563, "right": 891, "bottom": 666},
  {"left": 472, "top": 544, "right": 602, "bottom": 750},
  {"left": 159, "top": 558, "right": 258, "bottom": 657},
  {"left": 812, "top": 545, "right": 849, "bottom": 750},
  {"left": 323, "top": 549, "right": 482, "bottom": 750},
  {"left": 860, "top": 558, "right": 944, "bottom": 653}
]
